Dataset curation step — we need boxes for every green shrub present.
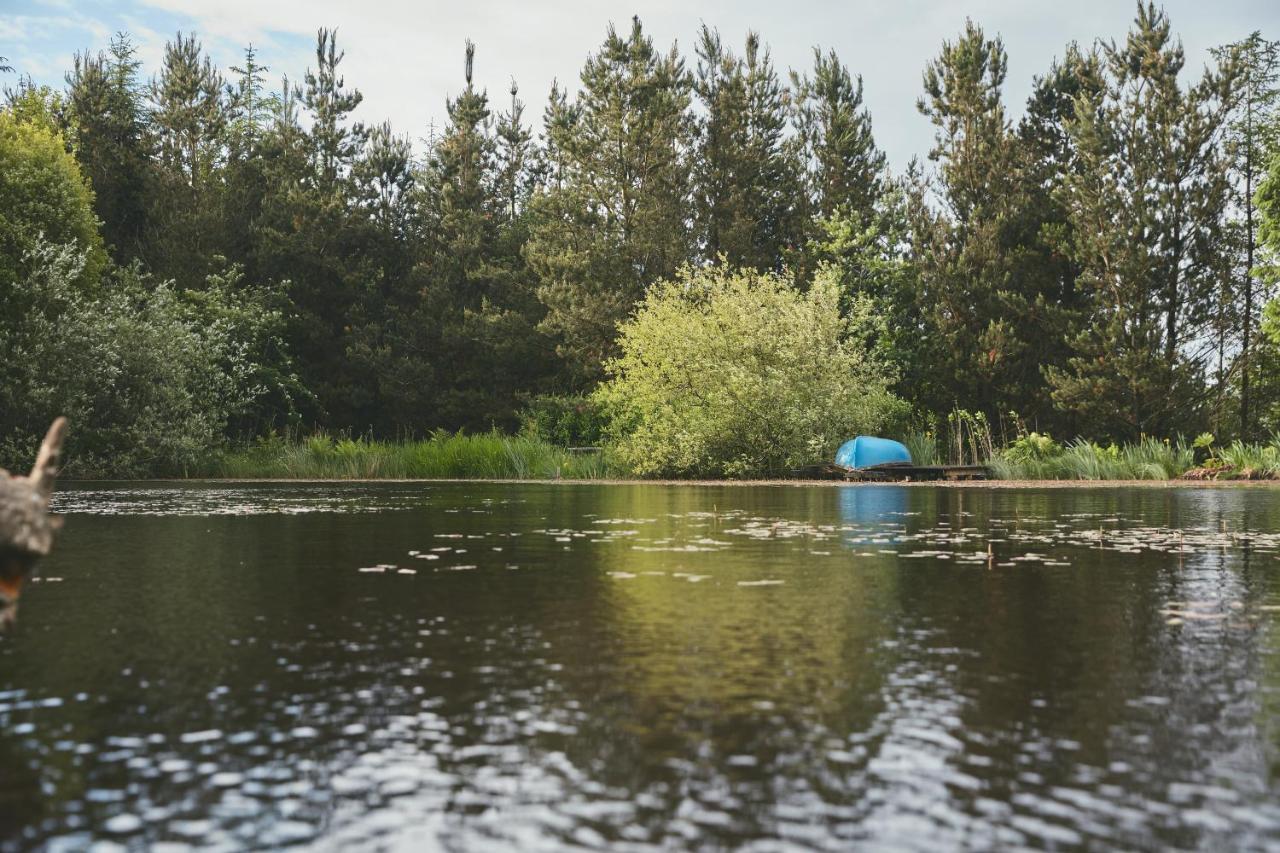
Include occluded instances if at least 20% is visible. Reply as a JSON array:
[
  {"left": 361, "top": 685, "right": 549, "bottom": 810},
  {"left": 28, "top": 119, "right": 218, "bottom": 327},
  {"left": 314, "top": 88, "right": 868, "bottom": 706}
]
[
  {"left": 518, "top": 394, "right": 609, "bottom": 446},
  {"left": 596, "top": 264, "right": 902, "bottom": 478},
  {"left": 0, "top": 110, "right": 105, "bottom": 290},
  {"left": 0, "top": 240, "right": 297, "bottom": 477},
  {"left": 1004, "top": 431, "right": 1062, "bottom": 464}
]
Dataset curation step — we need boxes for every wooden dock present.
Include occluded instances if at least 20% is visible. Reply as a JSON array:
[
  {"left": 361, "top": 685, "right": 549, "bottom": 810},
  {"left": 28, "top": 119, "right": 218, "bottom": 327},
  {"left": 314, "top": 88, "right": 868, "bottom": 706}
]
[{"left": 799, "top": 461, "right": 990, "bottom": 482}]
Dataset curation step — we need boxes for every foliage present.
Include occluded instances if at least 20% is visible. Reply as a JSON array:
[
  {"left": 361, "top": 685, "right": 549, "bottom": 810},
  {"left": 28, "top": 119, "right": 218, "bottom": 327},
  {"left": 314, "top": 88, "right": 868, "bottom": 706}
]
[
  {"left": 202, "top": 431, "right": 624, "bottom": 480},
  {"left": 912, "top": 22, "right": 1088, "bottom": 430},
  {"left": 0, "top": 110, "right": 105, "bottom": 288},
  {"left": 65, "top": 34, "right": 151, "bottom": 262},
  {"left": 989, "top": 437, "right": 1193, "bottom": 481},
  {"left": 518, "top": 395, "right": 609, "bottom": 447},
  {"left": 1004, "top": 431, "right": 1062, "bottom": 464},
  {"left": 943, "top": 408, "right": 994, "bottom": 466},
  {"left": 526, "top": 17, "right": 693, "bottom": 383},
  {"left": 692, "top": 26, "right": 805, "bottom": 271},
  {"left": 2, "top": 13, "right": 1274, "bottom": 478},
  {"left": 1047, "top": 4, "right": 1238, "bottom": 441},
  {"left": 0, "top": 240, "right": 291, "bottom": 477},
  {"left": 1211, "top": 32, "right": 1280, "bottom": 439},
  {"left": 900, "top": 431, "right": 940, "bottom": 467},
  {"left": 596, "top": 265, "right": 901, "bottom": 478}
]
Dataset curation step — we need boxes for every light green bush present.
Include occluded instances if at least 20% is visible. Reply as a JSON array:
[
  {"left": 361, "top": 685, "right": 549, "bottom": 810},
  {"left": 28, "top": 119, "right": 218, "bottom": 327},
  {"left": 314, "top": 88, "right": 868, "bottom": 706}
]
[
  {"left": 596, "top": 264, "right": 902, "bottom": 478},
  {"left": 0, "top": 110, "right": 105, "bottom": 290}
]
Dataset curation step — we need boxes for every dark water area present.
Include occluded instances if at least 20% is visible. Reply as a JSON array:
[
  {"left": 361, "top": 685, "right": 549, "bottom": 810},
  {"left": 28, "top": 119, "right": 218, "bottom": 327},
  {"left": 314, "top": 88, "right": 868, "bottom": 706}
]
[{"left": 2, "top": 482, "right": 1279, "bottom": 851}]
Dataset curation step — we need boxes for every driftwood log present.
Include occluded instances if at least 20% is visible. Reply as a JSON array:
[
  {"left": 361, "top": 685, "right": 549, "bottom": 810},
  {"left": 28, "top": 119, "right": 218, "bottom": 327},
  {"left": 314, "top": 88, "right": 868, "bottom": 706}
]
[{"left": 0, "top": 418, "right": 67, "bottom": 624}]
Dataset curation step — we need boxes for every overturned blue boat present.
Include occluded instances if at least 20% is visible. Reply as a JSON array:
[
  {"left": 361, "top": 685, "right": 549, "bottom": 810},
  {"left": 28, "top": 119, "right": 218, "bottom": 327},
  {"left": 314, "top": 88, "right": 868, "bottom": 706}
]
[
  {"left": 835, "top": 436, "right": 912, "bottom": 469},
  {"left": 831, "top": 436, "right": 987, "bottom": 482}
]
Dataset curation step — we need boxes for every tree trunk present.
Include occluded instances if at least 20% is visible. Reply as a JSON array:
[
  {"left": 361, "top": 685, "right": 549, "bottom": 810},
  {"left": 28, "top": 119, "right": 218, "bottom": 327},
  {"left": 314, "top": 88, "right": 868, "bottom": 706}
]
[{"left": 0, "top": 417, "right": 68, "bottom": 623}]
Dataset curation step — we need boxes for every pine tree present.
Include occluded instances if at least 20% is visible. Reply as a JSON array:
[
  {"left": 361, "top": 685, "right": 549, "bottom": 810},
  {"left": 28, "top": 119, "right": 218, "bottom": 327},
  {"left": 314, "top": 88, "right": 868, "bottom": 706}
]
[
  {"left": 1047, "top": 3, "right": 1238, "bottom": 440},
  {"left": 792, "top": 48, "right": 885, "bottom": 224},
  {"left": 525, "top": 16, "right": 692, "bottom": 384},
  {"left": 219, "top": 47, "right": 279, "bottom": 267},
  {"left": 65, "top": 33, "right": 152, "bottom": 263},
  {"left": 495, "top": 80, "right": 536, "bottom": 225},
  {"left": 1010, "top": 44, "right": 1103, "bottom": 433},
  {"left": 1212, "top": 33, "right": 1280, "bottom": 438},
  {"left": 150, "top": 32, "right": 224, "bottom": 186},
  {"left": 914, "top": 21, "right": 1032, "bottom": 421},
  {"left": 358, "top": 42, "right": 551, "bottom": 432},
  {"left": 692, "top": 27, "right": 804, "bottom": 270},
  {"left": 252, "top": 30, "right": 370, "bottom": 427},
  {"left": 146, "top": 31, "right": 227, "bottom": 286},
  {"left": 301, "top": 28, "right": 365, "bottom": 193}
]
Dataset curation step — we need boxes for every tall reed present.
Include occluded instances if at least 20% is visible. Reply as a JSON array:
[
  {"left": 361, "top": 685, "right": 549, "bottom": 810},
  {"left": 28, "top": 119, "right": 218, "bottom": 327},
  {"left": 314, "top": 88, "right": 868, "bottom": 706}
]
[
  {"left": 990, "top": 437, "right": 1194, "bottom": 480},
  {"left": 198, "top": 432, "right": 625, "bottom": 480}
]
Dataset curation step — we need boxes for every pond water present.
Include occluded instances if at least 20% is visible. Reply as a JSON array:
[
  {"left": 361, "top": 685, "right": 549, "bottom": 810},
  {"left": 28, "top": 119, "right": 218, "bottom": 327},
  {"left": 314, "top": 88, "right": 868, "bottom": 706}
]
[{"left": 2, "top": 482, "right": 1280, "bottom": 851}]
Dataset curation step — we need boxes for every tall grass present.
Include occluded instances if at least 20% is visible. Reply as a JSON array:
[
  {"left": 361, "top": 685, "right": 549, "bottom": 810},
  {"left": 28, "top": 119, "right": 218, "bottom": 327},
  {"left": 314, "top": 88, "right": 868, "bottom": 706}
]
[
  {"left": 198, "top": 431, "right": 627, "bottom": 480},
  {"left": 990, "top": 437, "right": 1194, "bottom": 481},
  {"left": 1215, "top": 440, "right": 1280, "bottom": 477},
  {"left": 901, "top": 431, "right": 940, "bottom": 466}
]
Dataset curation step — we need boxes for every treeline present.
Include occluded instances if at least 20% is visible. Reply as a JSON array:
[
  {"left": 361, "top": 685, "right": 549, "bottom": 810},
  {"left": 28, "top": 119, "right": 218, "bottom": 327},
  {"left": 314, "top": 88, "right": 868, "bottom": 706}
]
[{"left": 3, "top": 4, "right": 1280, "bottom": 474}]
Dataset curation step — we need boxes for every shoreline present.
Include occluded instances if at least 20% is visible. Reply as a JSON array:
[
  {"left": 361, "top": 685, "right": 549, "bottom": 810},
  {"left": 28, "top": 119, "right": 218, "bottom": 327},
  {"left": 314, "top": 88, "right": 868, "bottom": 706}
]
[{"left": 60, "top": 477, "right": 1280, "bottom": 489}]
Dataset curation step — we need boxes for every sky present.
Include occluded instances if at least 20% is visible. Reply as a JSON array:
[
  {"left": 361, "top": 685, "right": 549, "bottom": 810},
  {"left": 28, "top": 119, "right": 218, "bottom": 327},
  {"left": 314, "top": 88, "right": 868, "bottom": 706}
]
[{"left": 2, "top": 0, "right": 1278, "bottom": 170}]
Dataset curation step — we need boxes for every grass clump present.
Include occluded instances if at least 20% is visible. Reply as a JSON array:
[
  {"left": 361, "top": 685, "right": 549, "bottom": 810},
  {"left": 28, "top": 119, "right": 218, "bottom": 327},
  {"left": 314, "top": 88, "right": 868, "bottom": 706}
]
[
  {"left": 198, "top": 431, "right": 626, "bottom": 480},
  {"left": 1206, "top": 439, "right": 1280, "bottom": 478},
  {"left": 990, "top": 435, "right": 1193, "bottom": 480}
]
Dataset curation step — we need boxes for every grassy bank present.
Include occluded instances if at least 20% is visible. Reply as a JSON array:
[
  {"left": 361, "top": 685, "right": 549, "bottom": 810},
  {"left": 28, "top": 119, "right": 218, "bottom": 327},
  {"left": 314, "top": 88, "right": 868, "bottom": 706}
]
[
  {"left": 194, "top": 431, "right": 1280, "bottom": 483},
  {"left": 986, "top": 436, "right": 1280, "bottom": 481},
  {"left": 987, "top": 437, "right": 1193, "bottom": 480},
  {"left": 198, "top": 433, "right": 625, "bottom": 480}
]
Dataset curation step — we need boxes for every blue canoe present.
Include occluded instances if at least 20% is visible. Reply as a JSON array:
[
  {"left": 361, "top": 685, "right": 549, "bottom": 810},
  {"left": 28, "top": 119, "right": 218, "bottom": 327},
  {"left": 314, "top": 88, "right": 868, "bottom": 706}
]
[{"left": 835, "top": 436, "right": 912, "bottom": 470}]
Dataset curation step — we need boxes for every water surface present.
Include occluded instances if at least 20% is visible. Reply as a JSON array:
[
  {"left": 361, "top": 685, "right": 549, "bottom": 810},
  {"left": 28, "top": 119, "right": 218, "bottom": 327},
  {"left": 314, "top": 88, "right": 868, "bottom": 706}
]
[{"left": 2, "top": 482, "right": 1279, "bottom": 850}]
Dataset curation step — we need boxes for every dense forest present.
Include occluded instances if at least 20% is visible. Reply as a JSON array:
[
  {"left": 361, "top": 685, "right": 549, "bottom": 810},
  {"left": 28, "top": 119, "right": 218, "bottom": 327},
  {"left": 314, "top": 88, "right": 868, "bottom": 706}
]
[{"left": 3, "top": 4, "right": 1280, "bottom": 476}]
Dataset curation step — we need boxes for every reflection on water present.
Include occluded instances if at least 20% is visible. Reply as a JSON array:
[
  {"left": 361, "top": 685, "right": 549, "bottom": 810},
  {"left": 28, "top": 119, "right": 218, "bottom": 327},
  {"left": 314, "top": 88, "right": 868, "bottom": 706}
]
[{"left": 1, "top": 482, "right": 1279, "bottom": 850}]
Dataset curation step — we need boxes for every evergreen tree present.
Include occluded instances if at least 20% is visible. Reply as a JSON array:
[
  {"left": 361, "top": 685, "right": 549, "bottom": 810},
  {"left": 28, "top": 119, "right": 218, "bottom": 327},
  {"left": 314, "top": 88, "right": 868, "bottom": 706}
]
[
  {"left": 419, "top": 42, "right": 550, "bottom": 428},
  {"left": 1212, "top": 33, "right": 1280, "bottom": 438},
  {"left": 526, "top": 17, "right": 692, "bottom": 384},
  {"left": 227, "top": 45, "right": 274, "bottom": 152},
  {"left": 1047, "top": 3, "right": 1238, "bottom": 440},
  {"left": 301, "top": 28, "right": 365, "bottom": 193},
  {"left": 252, "top": 30, "right": 368, "bottom": 427},
  {"left": 1010, "top": 44, "right": 1103, "bottom": 433},
  {"left": 792, "top": 48, "right": 885, "bottom": 225},
  {"left": 692, "top": 27, "right": 804, "bottom": 270},
  {"left": 914, "top": 21, "right": 1043, "bottom": 424},
  {"left": 495, "top": 80, "right": 536, "bottom": 225},
  {"left": 146, "top": 31, "right": 227, "bottom": 287},
  {"left": 219, "top": 47, "right": 279, "bottom": 267},
  {"left": 809, "top": 163, "right": 928, "bottom": 398},
  {"left": 65, "top": 33, "right": 151, "bottom": 263}
]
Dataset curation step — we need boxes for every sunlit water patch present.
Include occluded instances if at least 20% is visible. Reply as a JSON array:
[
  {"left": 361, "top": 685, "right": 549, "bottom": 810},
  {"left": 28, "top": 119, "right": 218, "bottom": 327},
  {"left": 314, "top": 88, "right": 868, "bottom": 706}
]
[{"left": 3, "top": 482, "right": 1280, "bottom": 850}]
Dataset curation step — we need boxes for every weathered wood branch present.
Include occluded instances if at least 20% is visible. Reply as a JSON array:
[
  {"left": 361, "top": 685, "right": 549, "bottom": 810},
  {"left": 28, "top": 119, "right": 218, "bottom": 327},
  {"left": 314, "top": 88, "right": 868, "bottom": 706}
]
[{"left": 0, "top": 418, "right": 68, "bottom": 617}]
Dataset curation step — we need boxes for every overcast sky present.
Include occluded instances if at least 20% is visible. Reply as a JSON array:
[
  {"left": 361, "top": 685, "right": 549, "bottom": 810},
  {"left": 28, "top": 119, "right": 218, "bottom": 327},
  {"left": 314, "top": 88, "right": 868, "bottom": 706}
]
[{"left": 3, "top": 0, "right": 1278, "bottom": 170}]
